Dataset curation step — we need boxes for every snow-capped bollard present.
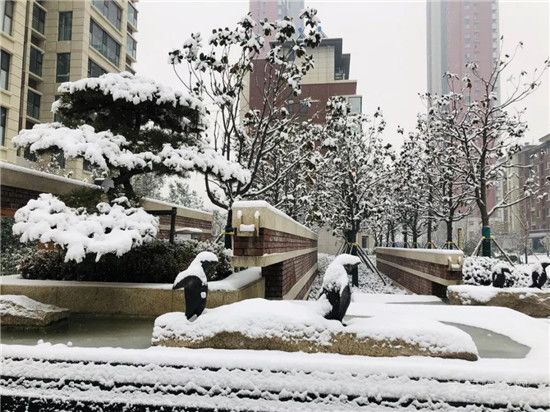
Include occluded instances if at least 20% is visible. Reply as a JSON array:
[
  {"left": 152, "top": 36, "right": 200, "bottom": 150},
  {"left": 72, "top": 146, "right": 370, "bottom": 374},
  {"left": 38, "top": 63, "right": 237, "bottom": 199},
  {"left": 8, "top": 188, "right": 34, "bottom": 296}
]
[
  {"left": 320, "top": 254, "right": 360, "bottom": 323},
  {"left": 173, "top": 251, "right": 218, "bottom": 321}
]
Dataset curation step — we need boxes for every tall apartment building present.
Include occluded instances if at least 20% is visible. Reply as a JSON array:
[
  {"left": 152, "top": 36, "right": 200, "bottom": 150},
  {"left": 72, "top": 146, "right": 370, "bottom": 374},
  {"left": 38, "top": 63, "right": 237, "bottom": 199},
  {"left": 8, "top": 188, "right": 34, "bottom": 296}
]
[
  {"left": 246, "top": 0, "right": 362, "bottom": 123},
  {"left": 0, "top": 0, "right": 138, "bottom": 179},
  {"left": 427, "top": 0, "right": 500, "bottom": 247},
  {"left": 427, "top": 0, "right": 499, "bottom": 98}
]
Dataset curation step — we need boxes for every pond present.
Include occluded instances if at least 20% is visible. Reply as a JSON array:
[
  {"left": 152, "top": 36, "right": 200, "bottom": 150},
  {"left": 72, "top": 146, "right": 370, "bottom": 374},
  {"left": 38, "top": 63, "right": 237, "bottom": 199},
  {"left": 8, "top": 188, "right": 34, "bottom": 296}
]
[{"left": 1, "top": 315, "right": 154, "bottom": 349}]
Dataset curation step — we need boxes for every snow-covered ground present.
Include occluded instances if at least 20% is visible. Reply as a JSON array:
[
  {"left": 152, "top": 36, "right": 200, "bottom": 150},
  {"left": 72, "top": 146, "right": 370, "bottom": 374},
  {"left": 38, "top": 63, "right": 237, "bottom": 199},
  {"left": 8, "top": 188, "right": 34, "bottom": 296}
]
[{"left": 308, "top": 253, "right": 408, "bottom": 299}]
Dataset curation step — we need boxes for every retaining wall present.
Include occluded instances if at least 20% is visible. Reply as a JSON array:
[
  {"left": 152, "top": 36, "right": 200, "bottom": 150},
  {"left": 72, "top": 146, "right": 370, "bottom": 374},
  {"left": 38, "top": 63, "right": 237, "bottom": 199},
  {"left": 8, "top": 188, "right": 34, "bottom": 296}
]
[
  {"left": 0, "top": 271, "right": 264, "bottom": 317},
  {"left": 375, "top": 247, "right": 463, "bottom": 298},
  {"left": 231, "top": 201, "right": 318, "bottom": 300}
]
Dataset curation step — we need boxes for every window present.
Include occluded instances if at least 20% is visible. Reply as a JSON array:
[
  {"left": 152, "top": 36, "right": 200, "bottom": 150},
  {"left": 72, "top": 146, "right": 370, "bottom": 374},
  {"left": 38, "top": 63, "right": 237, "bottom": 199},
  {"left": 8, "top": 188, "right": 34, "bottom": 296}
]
[
  {"left": 1, "top": 50, "right": 10, "bottom": 90},
  {"left": 348, "top": 96, "right": 362, "bottom": 114},
  {"left": 58, "top": 11, "right": 72, "bottom": 40},
  {"left": 92, "top": 0, "right": 122, "bottom": 30},
  {"left": 27, "top": 90, "right": 41, "bottom": 119},
  {"left": 90, "top": 20, "right": 121, "bottom": 66},
  {"left": 1, "top": 0, "right": 14, "bottom": 34},
  {"left": 128, "top": 2, "right": 138, "bottom": 27},
  {"left": 0, "top": 106, "right": 6, "bottom": 146},
  {"left": 32, "top": 4, "right": 46, "bottom": 34},
  {"left": 126, "top": 35, "right": 137, "bottom": 59},
  {"left": 88, "top": 59, "right": 107, "bottom": 78},
  {"left": 56, "top": 53, "right": 70, "bottom": 82},
  {"left": 29, "top": 47, "right": 43, "bottom": 77}
]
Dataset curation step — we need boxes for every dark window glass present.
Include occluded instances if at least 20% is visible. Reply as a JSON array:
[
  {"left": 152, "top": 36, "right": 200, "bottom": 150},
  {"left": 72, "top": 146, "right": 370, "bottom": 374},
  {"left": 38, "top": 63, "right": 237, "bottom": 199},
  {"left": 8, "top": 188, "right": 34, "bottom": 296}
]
[
  {"left": 92, "top": 0, "right": 122, "bottom": 30},
  {"left": 128, "top": 2, "right": 138, "bottom": 27},
  {"left": 89, "top": 20, "right": 120, "bottom": 66},
  {"left": 1, "top": 0, "right": 14, "bottom": 34},
  {"left": 27, "top": 90, "right": 41, "bottom": 119},
  {"left": 87, "top": 59, "right": 107, "bottom": 78},
  {"left": 58, "top": 11, "right": 72, "bottom": 41},
  {"left": 0, "top": 106, "right": 6, "bottom": 146},
  {"left": 126, "top": 35, "right": 136, "bottom": 59},
  {"left": 1, "top": 49, "right": 10, "bottom": 90},
  {"left": 32, "top": 4, "right": 46, "bottom": 34},
  {"left": 56, "top": 53, "right": 70, "bottom": 83},
  {"left": 29, "top": 47, "right": 43, "bottom": 77}
]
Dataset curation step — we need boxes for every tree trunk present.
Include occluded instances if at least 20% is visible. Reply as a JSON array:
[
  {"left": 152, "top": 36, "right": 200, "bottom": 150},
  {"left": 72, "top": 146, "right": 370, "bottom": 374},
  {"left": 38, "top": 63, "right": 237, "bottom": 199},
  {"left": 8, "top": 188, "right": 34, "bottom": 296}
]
[
  {"left": 480, "top": 209, "right": 491, "bottom": 257},
  {"left": 224, "top": 209, "right": 233, "bottom": 249},
  {"left": 446, "top": 220, "right": 453, "bottom": 249},
  {"left": 427, "top": 219, "right": 433, "bottom": 249},
  {"left": 345, "top": 229, "right": 359, "bottom": 287},
  {"left": 403, "top": 230, "right": 408, "bottom": 248}
]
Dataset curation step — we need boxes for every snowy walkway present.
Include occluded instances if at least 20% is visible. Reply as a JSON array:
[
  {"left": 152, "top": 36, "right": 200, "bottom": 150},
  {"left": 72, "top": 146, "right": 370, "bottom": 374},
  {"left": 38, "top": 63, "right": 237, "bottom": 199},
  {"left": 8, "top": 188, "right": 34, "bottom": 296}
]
[{"left": 308, "top": 253, "right": 407, "bottom": 299}]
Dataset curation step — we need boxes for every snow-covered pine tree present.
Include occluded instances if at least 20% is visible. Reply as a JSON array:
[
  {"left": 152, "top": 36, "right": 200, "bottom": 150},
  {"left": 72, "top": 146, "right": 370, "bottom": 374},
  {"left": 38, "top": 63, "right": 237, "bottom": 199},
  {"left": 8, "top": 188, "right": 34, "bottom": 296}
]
[
  {"left": 425, "top": 40, "right": 549, "bottom": 256},
  {"left": 12, "top": 73, "right": 249, "bottom": 199},
  {"left": 169, "top": 9, "right": 322, "bottom": 245}
]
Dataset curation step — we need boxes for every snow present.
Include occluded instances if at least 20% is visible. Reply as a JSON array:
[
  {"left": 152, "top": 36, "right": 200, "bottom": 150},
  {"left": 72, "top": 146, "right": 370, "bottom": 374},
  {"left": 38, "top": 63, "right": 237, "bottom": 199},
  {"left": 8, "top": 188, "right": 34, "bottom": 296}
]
[
  {"left": 238, "top": 223, "right": 256, "bottom": 232},
  {"left": 233, "top": 200, "right": 316, "bottom": 236},
  {"left": 57, "top": 72, "right": 205, "bottom": 114},
  {"left": 12, "top": 194, "right": 158, "bottom": 263},
  {"left": 177, "top": 227, "right": 204, "bottom": 233},
  {"left": 448, "top": 284, "right": 548, "bottom": 304},
  {"left": 0, "top": 295, "right": 66, "bottom": 319},
  {"left": 321, "top": 253, "right": 360, "bottom": 294},
  {"left": 209, "top": 268, "right": 262, "bottom": 291},
  {"left": 0, "top": 160, "right": 99, "bottom": 189},
  {"left": 172, "top": 251, "right": 218, "bottom": 287},
  {"left": 12, "top": 123, "right": 251, "bottom": 184},
  {"left": 153, "top": 298, "right": 477, "bottom": 357}
]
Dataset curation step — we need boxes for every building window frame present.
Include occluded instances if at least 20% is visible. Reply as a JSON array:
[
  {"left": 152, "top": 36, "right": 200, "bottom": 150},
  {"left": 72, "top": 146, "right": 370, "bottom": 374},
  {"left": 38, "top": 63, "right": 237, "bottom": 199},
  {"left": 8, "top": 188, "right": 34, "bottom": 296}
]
[
  {"left": 92, "top": 0, "right": 122, "bottom": 30},
  {"left": 0, "top": 106, "right": 7, "bottom": 146},
  {"left": 89, "top": 19, "right": 121, "bottom": 66},
  {"left": 1, "top": 49, "right": 10, "bottom": 90},
  {"left": 128, "top": 2, "right": 138, "bottom": 27},
  {"left": 58, "top": 11, "right": 73, "bottom": 41},
  {"left": 56, "top": 52, "right": 71, "bottom": 83},
  {"left": 87, "top": 58, "right": 107, "bottom": 78},
  {"left": 29, "top": 46, "right": 44, "bottom": 77},
  {"left": 32, "top": 3, "right": 46, "bottom": 34},
  {"left": 126, "top": 35, "right": 137, "bottom": 59},
  {"left": 27, "top": 89, "right": 41, "bottom": 120},
  {"left": 1, "top": 0, "right": 14, "bottom": 35}
]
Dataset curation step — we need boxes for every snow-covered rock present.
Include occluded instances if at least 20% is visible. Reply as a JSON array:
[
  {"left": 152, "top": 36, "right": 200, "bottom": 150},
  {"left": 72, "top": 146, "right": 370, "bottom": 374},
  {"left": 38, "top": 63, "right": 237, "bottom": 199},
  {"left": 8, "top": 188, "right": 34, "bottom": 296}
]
[
  {"left": 153, "top": 299, "right": 478, "bottom": 361},
  {"left": 0, "top": 295, "right": 69, "bottom": 327},
  {"left": 448, "top": 285, "right": 550, "bottom": 317}
]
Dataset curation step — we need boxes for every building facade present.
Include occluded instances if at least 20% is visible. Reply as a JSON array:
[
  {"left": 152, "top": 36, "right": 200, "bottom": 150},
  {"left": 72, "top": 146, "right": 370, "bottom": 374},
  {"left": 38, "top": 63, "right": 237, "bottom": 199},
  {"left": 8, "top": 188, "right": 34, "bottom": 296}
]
[
  {"left": 427, "top": 0, "right": 499, "bottom": 98},
  {"left": 0, "top": 0, "right": 138, "bottom": 179}
]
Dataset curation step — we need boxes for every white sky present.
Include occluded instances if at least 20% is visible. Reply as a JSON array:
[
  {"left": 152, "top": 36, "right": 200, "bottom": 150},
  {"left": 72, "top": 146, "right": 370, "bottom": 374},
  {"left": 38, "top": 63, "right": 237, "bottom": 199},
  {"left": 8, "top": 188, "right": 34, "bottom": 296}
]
[{"left": 134, "top": 0, "right": 549, "bottom": 206}]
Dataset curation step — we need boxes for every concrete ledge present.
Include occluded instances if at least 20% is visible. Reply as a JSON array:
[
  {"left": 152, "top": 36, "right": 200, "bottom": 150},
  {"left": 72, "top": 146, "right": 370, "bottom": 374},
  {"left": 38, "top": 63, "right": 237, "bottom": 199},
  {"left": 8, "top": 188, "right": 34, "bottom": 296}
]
[
  {"left": 448, "top": 285, "right": 550, "bottom": 318},
  {"left": 231, "top": 247, "right": 318, "bottom": 268},
  {"left": 283, "top": 263, "right": 318, "bottom": 300},
  {"left": 0, "top": 275, "right": 265, "bottom": 317},
  {"left": 232, "top": 200, "right": 317, "bottom": 240},
  {"left": 141, "top": 198, "right": 212, "bottom": 223},
  {"left": 376, "top": 247, "right": 463, "bottom": 267},
  {"left": 377, "top": 258, "right": 461, "bottom": 287}
]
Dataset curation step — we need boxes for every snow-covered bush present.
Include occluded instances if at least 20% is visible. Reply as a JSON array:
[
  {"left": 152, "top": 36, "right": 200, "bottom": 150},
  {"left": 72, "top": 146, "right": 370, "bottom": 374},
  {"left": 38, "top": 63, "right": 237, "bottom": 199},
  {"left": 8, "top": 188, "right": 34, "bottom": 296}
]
[
  {"left": 18, "top": 239, "right": 231, "bottom": 283},
  {"left": 0, "top": 217, "right": 35, "bottom": 275},
  {"left": 13, "top": 194, "right": 158, "bottom": 263},
  {"left": 462, "top": 257, "right": 534, "bottom": 288}
]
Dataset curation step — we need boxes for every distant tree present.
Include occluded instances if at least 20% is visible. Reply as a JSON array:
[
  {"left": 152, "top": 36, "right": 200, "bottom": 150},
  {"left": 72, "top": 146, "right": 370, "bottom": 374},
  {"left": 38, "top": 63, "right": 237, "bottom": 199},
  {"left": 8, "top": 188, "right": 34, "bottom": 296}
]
[
  {"left": 425, "top": 40, "right": 549, "bottom": 255},
  {"left": 310, "top": 97, "right": 393, "bottom": 246}
]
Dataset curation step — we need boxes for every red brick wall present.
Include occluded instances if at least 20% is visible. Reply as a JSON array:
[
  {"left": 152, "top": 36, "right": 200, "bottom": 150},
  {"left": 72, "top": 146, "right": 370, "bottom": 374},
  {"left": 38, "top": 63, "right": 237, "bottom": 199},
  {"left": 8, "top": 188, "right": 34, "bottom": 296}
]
[
  {"left": 1, "top": 185, "right": 42, "bottom": 216},
  {"left": 233, "top": 228, "right": 317, "bottom": 257},
  {"left": 376, "top": 251, "right": 461, "bottom": 298},
  {"left": 263, "top": 250, "right": 317, "bottom": 298}
]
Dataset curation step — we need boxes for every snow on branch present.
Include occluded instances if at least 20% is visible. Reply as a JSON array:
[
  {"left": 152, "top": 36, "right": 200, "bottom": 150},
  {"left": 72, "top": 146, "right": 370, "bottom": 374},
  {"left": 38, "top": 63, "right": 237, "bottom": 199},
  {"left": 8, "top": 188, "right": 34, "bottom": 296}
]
[
  {"left": 55, "top": 72, "right": 205, "bottom": 112},
  {"left": 160, "top": 145, "right": 251, "bottom": 185},
  {"left": 12, "top": 123, "right": 251, "bottom": 184},
  {"left": 13, "top": 194, "right": 159, "bottom": 263},
  {"left": 12, "top": 123, "right": 160, "bottom": 171}
]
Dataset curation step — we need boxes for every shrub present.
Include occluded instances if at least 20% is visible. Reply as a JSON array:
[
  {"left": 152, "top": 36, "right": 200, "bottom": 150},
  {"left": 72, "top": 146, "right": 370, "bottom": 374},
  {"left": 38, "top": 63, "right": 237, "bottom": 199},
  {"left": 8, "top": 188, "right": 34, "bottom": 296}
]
[
  {"left": 19, "top": 239, "right": 232, "bottom": 283},
  {"left": 462, "top": 257, "right": 534, "bottom": 288},
  {"left": 1, "top": 217, "right": 35, "bottom": 275}
]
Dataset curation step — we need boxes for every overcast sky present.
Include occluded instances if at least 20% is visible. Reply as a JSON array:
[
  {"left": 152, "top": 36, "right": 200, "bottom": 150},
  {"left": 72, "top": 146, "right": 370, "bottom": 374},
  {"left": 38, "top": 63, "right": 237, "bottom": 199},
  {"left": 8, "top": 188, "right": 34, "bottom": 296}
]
[{"left": 134, "top": 0, "right": 549, "bottom": 206}]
